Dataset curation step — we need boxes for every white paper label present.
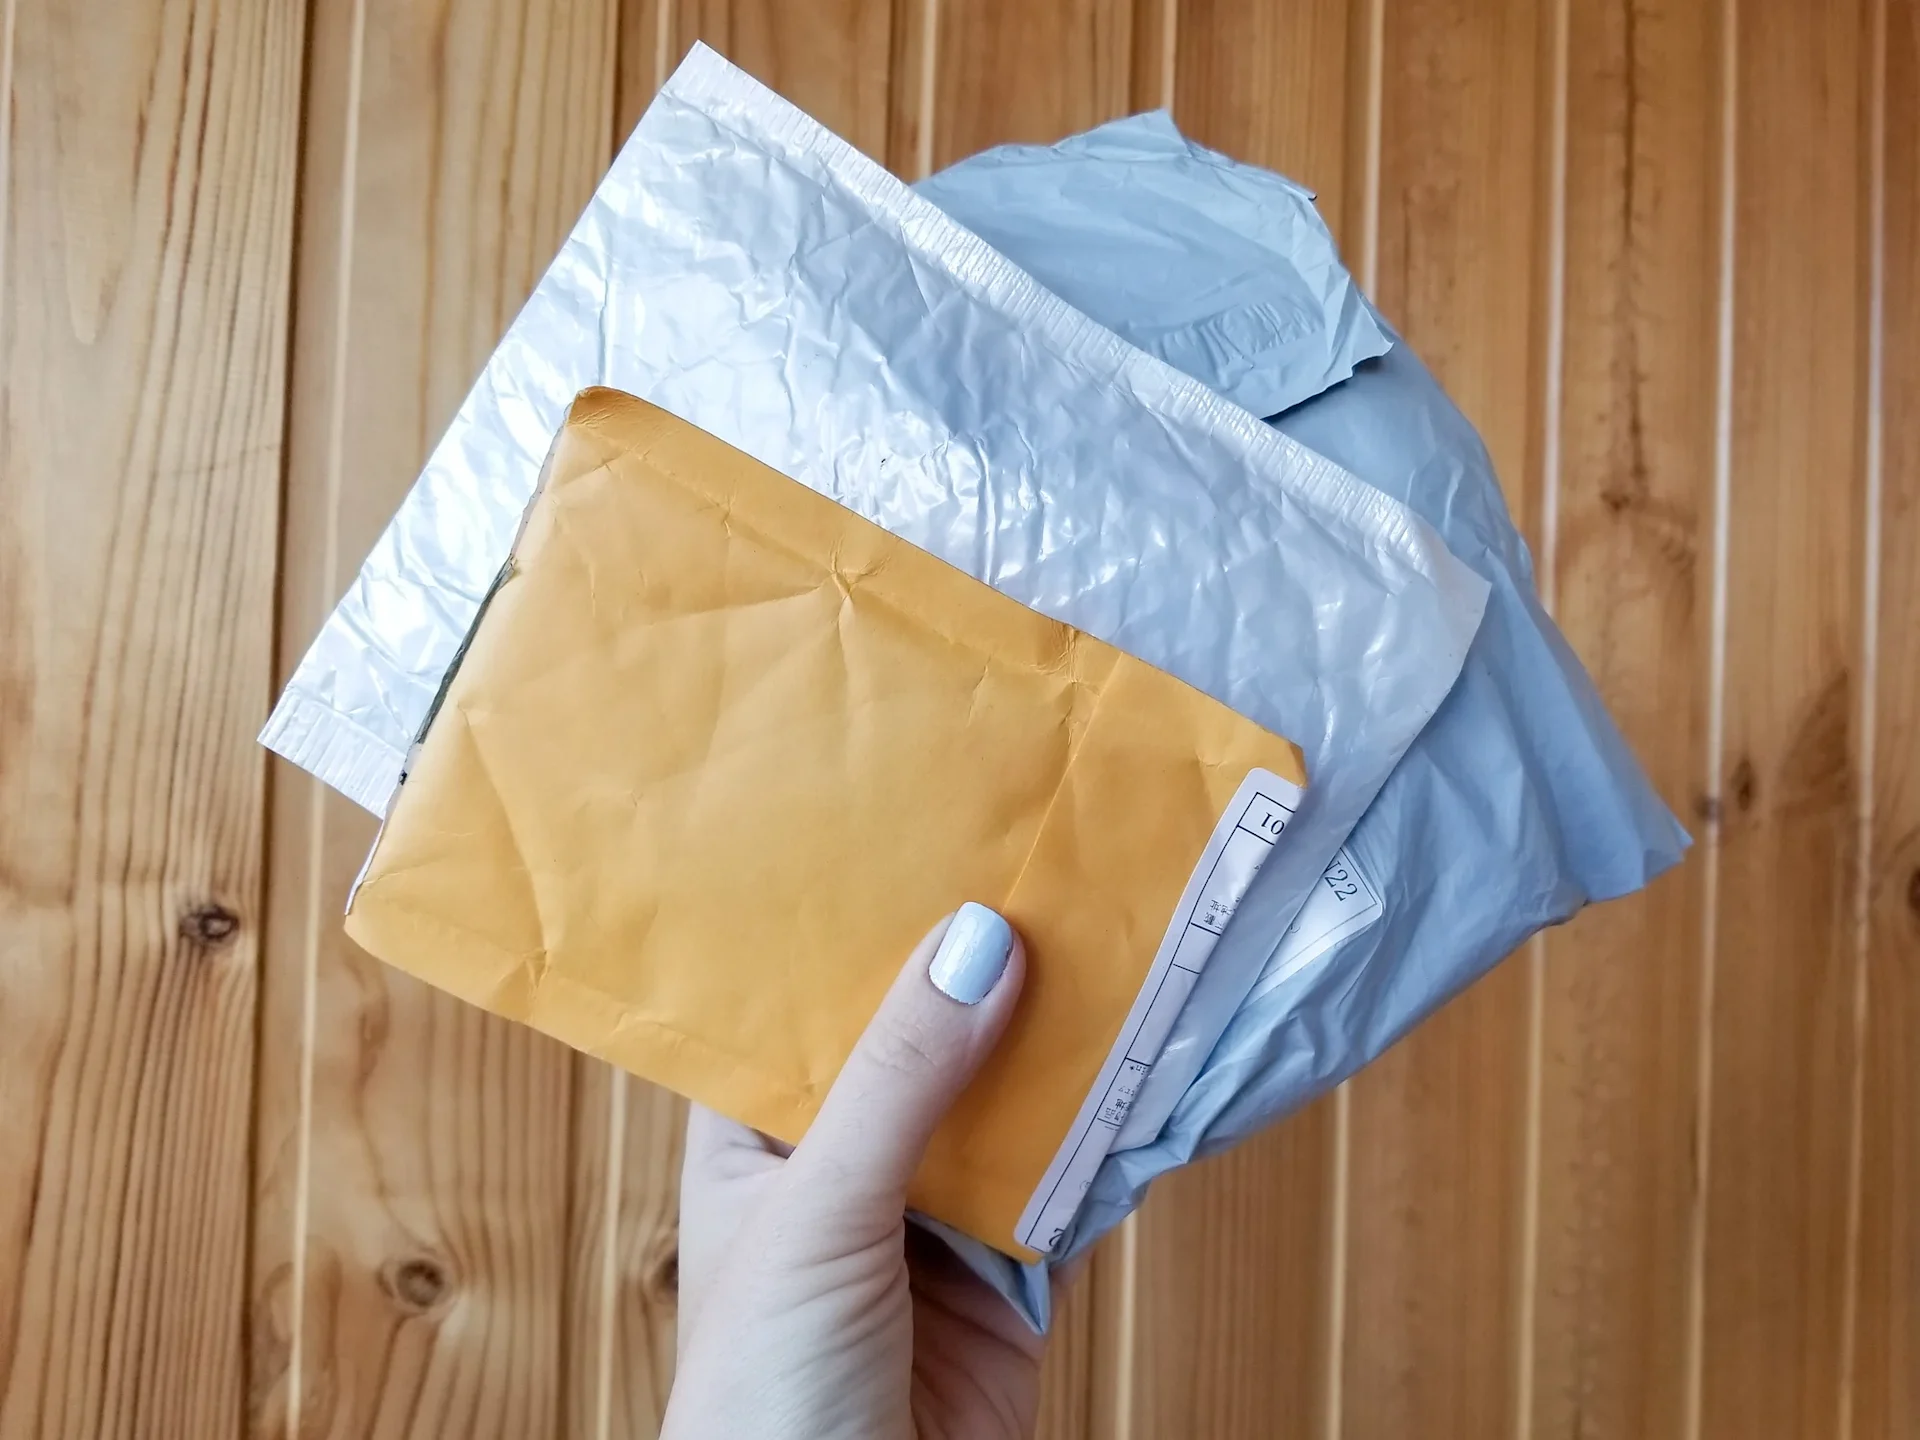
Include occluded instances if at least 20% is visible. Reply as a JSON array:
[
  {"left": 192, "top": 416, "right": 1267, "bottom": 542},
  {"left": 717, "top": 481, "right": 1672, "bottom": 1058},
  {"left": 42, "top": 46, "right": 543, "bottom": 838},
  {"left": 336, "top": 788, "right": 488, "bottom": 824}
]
[
  {"left": 1267, "top": 844, "right": 1384, "bottom": 983},
  {"left": 1014, "top": 768, "right": 1303, "bottom": 1254}
]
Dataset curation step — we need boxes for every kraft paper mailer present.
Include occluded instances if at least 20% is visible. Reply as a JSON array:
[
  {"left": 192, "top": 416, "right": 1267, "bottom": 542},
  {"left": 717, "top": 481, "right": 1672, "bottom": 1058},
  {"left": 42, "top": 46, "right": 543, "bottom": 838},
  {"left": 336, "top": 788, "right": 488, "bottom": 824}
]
[{"left": 345, "top": 389, "right": 1308, "bottom": 1258}]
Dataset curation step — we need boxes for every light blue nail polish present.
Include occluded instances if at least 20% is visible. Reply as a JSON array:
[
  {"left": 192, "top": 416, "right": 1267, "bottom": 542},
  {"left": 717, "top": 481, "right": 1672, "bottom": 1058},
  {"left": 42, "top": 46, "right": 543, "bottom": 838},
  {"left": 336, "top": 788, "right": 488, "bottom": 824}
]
[{"left": 928, "top": 902, "right": 1014, "bottom": 1005}]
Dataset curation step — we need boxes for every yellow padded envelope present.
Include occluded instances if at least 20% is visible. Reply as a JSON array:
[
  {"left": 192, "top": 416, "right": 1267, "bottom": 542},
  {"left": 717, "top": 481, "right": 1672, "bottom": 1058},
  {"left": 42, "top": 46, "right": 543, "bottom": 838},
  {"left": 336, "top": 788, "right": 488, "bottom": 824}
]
[{"left": 345, "top": 389, "right": 1307, "bottom": 1258}]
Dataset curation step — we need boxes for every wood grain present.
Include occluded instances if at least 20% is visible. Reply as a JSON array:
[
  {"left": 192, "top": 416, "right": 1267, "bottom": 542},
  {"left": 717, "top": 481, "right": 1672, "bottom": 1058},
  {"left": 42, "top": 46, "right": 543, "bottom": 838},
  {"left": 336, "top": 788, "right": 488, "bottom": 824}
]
[
  {"left": 917, "top": 8, "right": 1171, "bottom": 1431},
  {"left": 1118, "top": 1127, "right": 1336, "bottom": 1439},
  {"left": 1852, "top": 3, "right": 1919, "bottom": 1431},
  {"left": 1105, "top": 10, "right": 1357, "bottom": 1429},
  {"left": 1171, "top": 0, "right": 1358, "bottom": 246},
  {"left": 564, "top": 1075, "right": 685, "bottom": 1437},
  {"left": 1336, "top": 0, "right": 1549, "bottom": 1434},
  {"left": 665, "top": 0, "right": 895, "bottom": 158},
  {"left": 1366, "top": 0, "right": 1549, "bottom": 538},
  {"left": 1698, "top": 0, "right": 1870, "bottom": 1434},
  {"left": 618, "top": 3, "right": 897, "bottom": 176},
  {"left": 911, "top": 9, "right": 1159, "bottom": 1433},
  {"left": 1032, "top": 1245, "right": 1097, "bottom": 1440},
  {"left": 927, "top": 0, "right": 1140, "bottom": 170},
  {"left": 0, "top": 0, "right": 302, "bottom": 1435},
  {"left": 615, "top": 0, "right": 670, "bottom": 144},
  {"left": 248, "top": 3, "right": 363, "bottom": 1428},
  {"left": 249, "top": 0, "right": 622, "bottom": 1435},
  {"left": 884, "top": 0, "right": 933, "bottom": 177},
  {"left": 1527, "top": 1, "right": 1722, "bottom": 1435}
]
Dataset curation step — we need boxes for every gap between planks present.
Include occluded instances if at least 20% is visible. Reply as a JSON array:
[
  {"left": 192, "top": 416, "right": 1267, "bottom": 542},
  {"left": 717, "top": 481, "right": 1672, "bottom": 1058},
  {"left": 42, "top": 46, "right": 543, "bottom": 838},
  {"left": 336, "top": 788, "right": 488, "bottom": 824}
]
[
  {"left": 283, "top": 0, "right": 371, "bottom": 1433},
  {"left": 1682, "top": 0, "right": 1741, "bottom": 1436},
  {"left": 0, "top": 0, "right": 15, "bottom": 361},
  {"left": 1836, "top": 0, "right": 1890, "bottom": 1432},
  {"left": 914, "top": 0, "right": 939, "bottom": 179},
  {"left": 1513, "top": 0, "right": 1573, "bottom": 1433},
  {"left": 591, "top": 1070, "right": 631, "bottom": 1440},
  {"left": 1322, "top": 4, "right": 1385, "bottom": 1435}
]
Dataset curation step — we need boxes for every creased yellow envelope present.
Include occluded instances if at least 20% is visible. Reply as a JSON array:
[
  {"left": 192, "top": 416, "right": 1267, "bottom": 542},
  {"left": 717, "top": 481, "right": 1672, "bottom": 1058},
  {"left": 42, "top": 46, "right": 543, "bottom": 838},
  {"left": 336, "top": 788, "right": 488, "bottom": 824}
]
[{"left": 345, "top": 389, "right": 1307, "bottom": 1257}]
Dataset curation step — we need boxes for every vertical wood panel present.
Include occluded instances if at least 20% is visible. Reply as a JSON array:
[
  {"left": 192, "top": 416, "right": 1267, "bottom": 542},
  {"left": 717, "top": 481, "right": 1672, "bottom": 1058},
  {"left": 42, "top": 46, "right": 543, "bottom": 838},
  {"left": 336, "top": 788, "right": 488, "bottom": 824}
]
[
  {"left": 595, "top": 14, "right": 917, "bottom": 1435},
  {"left": 248, "top": 4, "right": 362, "bottom": 1431},
  {"left": 250, "top": 1, "right": 621, "bottom": 1435},
  {"left": 1029, "top": 1252, "right": 1097, "bottom": 1440},
  {"left": 1366, "top": 0, "right": 1548, "bottom": 537},
  {"left": 563, "top": 1076, "right": 685, "bottom": 1437},
  {"left": 615, "top": 0, "right": 670, "bottom": 143},
  {"left": 884, "top": 0, "right": 933, "bottom": 177},
  {"left": 918, "top": 11, "right": 1157, "bottom": 1435},
  {"left": 259, "top": 15, "right": 917, "bottom": 1439},
  {"left": 1171, "top": 0, "right": 1358, "bottom": 247},
  {"left": 928, "top": 0, "right": 1138, "bottom": 169},
  {"left": 1123, "top": 1135, "right": 1336, "bottom": 1439},
  {"left": 1030, "top": 1246, "right": 1105, "bottom": 1435},
  {"left": 625, "top": 1, "right": 895, "bottom": 159},
  {"left": 673, "top": 0, "right": 894, "bottom": 157},
  {"left": 0, "top": 0, "right": 303, "bottom": 1434},
  {"left": 1097, "top": 7, "right": 1357, "bottom": 1435},
  {"left": 1699, "top": 0, "right": 1869, "bottom": 1434},
  {"left": 1853, "top": 3, "right": 1918, "bottom": 1430},
  {"left": 1129, "top": 0, "right": 1176, "bottom": 113},
  {"left": 1338, "top": 0, "right": 1549, "bottom": 1434},
  {"left": 1528, "top": 0, "right": 1721, "bottom": 1435}
]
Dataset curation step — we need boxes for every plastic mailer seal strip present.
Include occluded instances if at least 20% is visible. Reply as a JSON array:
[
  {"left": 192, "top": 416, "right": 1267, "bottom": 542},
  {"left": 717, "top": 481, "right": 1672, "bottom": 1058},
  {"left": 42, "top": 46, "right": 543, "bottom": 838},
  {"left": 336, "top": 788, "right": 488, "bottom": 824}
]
[{"left": 262, "top": 43, "right": 1489, "bottom": 1274}]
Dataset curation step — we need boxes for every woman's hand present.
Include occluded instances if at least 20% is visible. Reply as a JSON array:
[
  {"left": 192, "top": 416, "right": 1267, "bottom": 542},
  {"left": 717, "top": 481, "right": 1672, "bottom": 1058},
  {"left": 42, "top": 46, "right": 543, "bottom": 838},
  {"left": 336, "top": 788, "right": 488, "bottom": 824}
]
[{"left": 663, "top": 906, "right": 1045, "bottom": 1440}]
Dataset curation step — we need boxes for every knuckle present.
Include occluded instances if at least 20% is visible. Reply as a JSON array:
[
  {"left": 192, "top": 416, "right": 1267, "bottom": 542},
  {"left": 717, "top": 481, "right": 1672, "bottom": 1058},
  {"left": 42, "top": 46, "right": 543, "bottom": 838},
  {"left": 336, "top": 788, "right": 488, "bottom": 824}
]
[{"left": 861, "top": 1014, "right": 951, "bottom": 1082}]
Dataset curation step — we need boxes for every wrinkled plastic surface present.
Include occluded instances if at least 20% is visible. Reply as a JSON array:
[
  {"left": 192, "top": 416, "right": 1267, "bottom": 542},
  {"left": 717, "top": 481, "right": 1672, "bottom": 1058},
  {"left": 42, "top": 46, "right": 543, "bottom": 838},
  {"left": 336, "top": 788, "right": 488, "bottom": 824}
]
[
  {"left": 261, "top": 43, "right": 1490, "bottom": 1289},
  {"left": 915, "top": 112, "right": 1392, "bottom": 417},
  {"left": 922, "top": 114, "right": 1691, "bottom": 1329},
  {"left": 916, "top": 120, "right": 1400, "bottom": 1148}
]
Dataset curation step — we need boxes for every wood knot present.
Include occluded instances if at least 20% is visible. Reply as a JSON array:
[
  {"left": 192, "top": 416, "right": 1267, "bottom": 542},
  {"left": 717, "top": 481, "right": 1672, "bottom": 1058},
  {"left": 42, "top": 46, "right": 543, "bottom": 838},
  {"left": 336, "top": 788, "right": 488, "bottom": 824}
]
[
  {"left": 1693, "top": 792, "right": 1721, "bottom": 824},
  {"left": 1908, "top": 867, "right": 1920, "bottom": 922},
  {"left": 1729, "top": 757, "right": 1758, "bottom": 814},
  {"left": 380, "top": 1255, "right": 452, "bottom": 1313},
  {"left": 179, "top": 902, "right": 241, "bottom": 948},
  {"left": 645, "top": 1241, "right": 679, "bottom": 1303}
]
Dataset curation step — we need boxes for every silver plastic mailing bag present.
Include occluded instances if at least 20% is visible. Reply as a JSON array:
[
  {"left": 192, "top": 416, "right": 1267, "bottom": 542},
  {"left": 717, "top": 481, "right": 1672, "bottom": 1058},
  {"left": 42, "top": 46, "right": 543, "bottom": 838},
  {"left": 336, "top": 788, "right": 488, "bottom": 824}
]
[
  {"left": 921, "top": 112, "right": 1690, "bottom": 1326},
  {"left": 915, "top": 110, "right": 1392, "bottom": 418},
  {"left": 261, "top": 44, "right": 1489, "bottom": 1286}
]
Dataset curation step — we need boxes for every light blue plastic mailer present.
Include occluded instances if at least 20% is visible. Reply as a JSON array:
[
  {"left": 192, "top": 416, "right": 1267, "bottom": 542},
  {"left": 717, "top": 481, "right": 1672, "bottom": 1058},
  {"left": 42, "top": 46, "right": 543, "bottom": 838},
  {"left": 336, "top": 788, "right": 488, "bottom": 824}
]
[
  {"left": 916, "top": 111, "right": 1392, "bottom": 419},
  {"left": 918, "top": 113, "right": 1690, "bottom": 1328}
]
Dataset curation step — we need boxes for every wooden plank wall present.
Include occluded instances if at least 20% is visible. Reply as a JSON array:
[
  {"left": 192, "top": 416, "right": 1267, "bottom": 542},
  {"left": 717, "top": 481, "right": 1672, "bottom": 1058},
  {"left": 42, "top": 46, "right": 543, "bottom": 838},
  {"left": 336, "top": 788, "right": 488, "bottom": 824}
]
[{"left": 0, "top": 0, "right": 1911, "bottom": 1436}]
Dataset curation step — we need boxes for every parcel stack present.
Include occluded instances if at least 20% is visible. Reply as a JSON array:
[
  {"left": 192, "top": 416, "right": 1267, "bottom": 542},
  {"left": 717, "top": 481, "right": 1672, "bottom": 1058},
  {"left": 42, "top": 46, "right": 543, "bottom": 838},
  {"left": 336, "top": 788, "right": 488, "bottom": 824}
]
[{"left": 263, "top": 45, "right": 1686, "bottom": 1327}]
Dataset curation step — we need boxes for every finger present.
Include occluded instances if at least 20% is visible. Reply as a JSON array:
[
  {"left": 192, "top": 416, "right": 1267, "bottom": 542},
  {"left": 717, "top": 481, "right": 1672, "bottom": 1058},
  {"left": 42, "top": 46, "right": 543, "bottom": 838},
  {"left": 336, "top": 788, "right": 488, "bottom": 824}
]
[
  {"left": 906, "top": 1224, "right": 1048, "bottom": 1359},
  {"left": 787, "top": 904, "right": 1024, "bottom": 1208},
  {"left": 684, "top": 1104, "right": 791, "bottom": 1175},
  {"left": 676, "top": 1106, "right": 790, "bottom": 1356}
]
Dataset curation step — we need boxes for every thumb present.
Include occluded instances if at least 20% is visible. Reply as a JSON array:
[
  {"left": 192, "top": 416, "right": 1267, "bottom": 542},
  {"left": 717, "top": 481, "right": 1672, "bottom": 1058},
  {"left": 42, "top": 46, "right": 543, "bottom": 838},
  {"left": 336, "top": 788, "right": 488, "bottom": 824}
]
[{"left": 786, "top": 904, "right": 1025, "bottom": 1209}]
